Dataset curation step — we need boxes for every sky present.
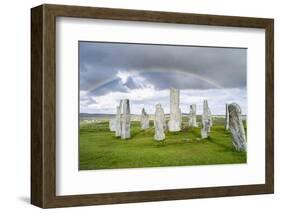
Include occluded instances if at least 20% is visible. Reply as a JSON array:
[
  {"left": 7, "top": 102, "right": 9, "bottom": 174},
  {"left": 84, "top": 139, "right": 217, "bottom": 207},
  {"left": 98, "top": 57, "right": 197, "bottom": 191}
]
[{"left": 79, "top": 41, "right": 247, "bottom": 115}]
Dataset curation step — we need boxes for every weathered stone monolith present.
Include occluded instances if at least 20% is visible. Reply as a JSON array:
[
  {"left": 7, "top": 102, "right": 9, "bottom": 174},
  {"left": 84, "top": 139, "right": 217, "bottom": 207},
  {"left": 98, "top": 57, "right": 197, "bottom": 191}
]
[
  {"left": 188, "top": 104, "right": 198, "bottom": 127},
  {"left": 201, "top": 118, "right": 211, "bottom": 139},
  {"left": 154, "top": 104, "right": 165, "bottom": 141},
  {"left": 115, "top": 103, "right": 121, "bottom": 137},
  {"left": 168, "top": 88, "right": 182, "bottom": 132},
  {"left": 109, "top": 119, "right": 116, "bottom": 132},
  {"left": 156, "top": 116, "right": 168, "bottom": 130},
  {"left": 225, "top": 103, "right": 229, "bottom": 130},
  {"left": 228, "top": 103, "right": 247, "bottom": 151},
  {"left": 202, "top": 100, "right": 212, "bottom": 132},
  {"left": 120, "top": 99, "right": 131, "bottom": 139},
  {"left": 140, "top": 108, "right": 149, "bottom": 130}
]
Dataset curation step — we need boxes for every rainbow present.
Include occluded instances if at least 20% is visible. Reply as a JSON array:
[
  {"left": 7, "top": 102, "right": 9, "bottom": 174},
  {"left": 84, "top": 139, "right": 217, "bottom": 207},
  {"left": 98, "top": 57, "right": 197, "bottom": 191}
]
[{"left": 84, "top": 69, "right": 223, "bottom": 93}]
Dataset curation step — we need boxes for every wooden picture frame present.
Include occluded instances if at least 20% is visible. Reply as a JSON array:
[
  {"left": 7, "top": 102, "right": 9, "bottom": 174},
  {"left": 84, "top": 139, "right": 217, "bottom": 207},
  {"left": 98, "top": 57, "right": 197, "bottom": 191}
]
[{"left": 31, "top": 4, "right": 274, "bottom": 208}]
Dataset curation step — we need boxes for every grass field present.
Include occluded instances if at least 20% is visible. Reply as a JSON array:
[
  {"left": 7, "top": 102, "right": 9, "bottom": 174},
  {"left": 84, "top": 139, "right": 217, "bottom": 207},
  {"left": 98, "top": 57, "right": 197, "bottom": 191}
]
[{"left": 79, "top": 116, "right": 247, "bottom": 170}]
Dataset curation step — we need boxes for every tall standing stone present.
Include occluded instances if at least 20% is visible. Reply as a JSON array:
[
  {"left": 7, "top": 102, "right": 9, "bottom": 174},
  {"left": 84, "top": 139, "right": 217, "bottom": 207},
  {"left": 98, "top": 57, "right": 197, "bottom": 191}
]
[
  {"left": 202, "top": 100, "right": 212, "bottom": 133},
  {"left": 225, "top": 103, "right": 229, "bottom": 130},
  {"left": 109, "top": 119, "right": 116, "bottom": 132},
  {"left": 201, "top": 118, "right": 211, "bottom": 139},
  {"left": 188, "top": 104, "right": 198, "bottom": 127},
  {"left": 168, "top": 88, "right": 182, "bottom": 132},
  {"left": 115, "top": 103, "right": 121, "bottom": 137},
  {"left": 140, "top": 108, "right": 149, "bottom": 130},
  {"left": 120, "top": 99, "right": 131, "bottom": 139},
  {"left": 228, "top": 103, "right": 247, "bottom": 151},
  {"left": 154, "top": 104, "right": 165, "bottom": 141}
]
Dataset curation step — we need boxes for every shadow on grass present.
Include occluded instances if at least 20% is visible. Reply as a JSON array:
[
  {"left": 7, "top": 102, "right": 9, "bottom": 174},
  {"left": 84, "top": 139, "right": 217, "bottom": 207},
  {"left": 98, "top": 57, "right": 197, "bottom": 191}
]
[
  {"left": 207, "top": 136, "right": 236, "bottom": 152},
  {"left": 131, "top": 127, "right": 154, "bottom": 139},
  {"left": 189, "top": 128, "right": 201, "bottom": 139}
]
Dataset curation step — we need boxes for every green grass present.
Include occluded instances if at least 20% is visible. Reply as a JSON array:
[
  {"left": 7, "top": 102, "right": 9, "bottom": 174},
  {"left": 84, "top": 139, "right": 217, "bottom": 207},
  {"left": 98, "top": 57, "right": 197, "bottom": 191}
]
[{"left": 79, "top": 117, "right": 246, "bottom": 170}]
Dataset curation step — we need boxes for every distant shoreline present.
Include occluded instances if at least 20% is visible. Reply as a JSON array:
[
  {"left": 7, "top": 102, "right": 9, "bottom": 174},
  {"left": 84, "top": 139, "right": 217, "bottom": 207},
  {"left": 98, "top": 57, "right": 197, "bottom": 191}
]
[
  {"left": 80, "top": 113, "right": 247, "bottom": 117},
  {"left": 79, "top": 113, "right": 247, "bottom": 121}
]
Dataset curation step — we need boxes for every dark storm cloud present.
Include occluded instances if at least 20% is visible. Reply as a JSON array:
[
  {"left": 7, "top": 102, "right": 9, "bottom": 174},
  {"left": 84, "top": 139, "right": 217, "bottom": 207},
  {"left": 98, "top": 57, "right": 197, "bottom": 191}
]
[{"left": 79, "top": 41, "right": 246, "bottom": 95}]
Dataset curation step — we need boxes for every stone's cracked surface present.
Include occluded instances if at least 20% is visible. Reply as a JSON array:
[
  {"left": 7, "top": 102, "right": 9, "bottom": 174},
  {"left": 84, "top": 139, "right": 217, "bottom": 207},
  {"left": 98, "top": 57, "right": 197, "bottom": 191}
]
[
  {"left": 188, "top": 104, "right": 198, "bottom": 127},
  {"left": 228, "top": 103, "right": 247, "bottom": 152},
  {"left": 168, "top": 88, "right": 182, "bottom": 132},
  {"left": 140, "top": 108, "right": 149, "bottom": 130},
  {"left": 109, "top": 119, "right": 116, "bottom": 132},
  {"left": 115, "top": 103, "right": 121, "bottom": 137},
  {"left": 202, "top": 100, "right": 212, "bottom": 133},
  {"left": 201, "top": 119, "right": 211, "bottom": 139},
  {"left": 201, "top": 99, "right": 212, "bottom": 138},
  {"left": 225, "top": 103, "right": 229, "bottom": 130},
  {"left": 154, "top": 104, "right": 165, "bottom": 141},
  {"left": 120, "top": 99, "right": 131, "bottom": 139}
]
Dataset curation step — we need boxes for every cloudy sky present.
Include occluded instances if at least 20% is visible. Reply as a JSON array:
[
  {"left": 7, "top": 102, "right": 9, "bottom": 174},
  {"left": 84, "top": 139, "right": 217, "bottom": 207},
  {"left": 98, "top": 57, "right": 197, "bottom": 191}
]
[{"left": 79, "top": 41, "right": 247, "bottom": 115}]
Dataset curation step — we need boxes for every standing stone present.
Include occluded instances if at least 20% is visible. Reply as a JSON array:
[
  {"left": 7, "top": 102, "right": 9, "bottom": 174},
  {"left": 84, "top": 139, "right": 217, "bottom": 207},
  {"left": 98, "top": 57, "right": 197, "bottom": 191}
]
[
  {"left": 228, "top": 103, "right": 247, "bottom": 151},
  {"left": 120, "top": 99, "right": 131, "bottom": 139},
  {"left": 188, "top": 104, "right": 198, "bottom": 127},
  {"left": 154, "top": 104, "right": 165, "bottom": 141},
  {"left": 168, "top": 88, "right": 182, "bottom": 132},
  {"left": 201, "top": 118, "right": 211, "bottom": 139},
  {"left": 202, "top": 100, "right": 212, "bottom": 132},
  {"left": 140, "top": 108, "right": 149, "bottom": 130},
  {"left": 155, "top": 116, "right": 168, "bottom": 131},
  {"left": 115, "top": 103, "right": 121, "bottom": 137},
  {"left": 225, "top": 104, "right": 229, "bottom": 130},
  {"left": 109, "top": 119, "right": 116, "bottom": 132}
]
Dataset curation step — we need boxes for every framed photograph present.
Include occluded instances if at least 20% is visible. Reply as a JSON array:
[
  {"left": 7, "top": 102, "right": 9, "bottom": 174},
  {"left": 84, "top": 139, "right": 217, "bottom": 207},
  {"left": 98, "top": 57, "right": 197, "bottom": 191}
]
[{"left": 31, "top": 4, "right": 274, "bottom": 208}]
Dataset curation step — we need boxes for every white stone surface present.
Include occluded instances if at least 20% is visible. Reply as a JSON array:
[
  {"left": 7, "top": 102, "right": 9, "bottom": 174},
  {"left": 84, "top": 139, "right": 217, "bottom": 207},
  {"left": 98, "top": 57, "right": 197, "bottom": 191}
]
[
  {"left": 188, "top": 104, "right": 198, "bottom": 127},
  {"left": 202, "top": 99, "right": 212, "bottom": 133},
  {"left": 225, "top": 103, "right": 229, "bottom": 130},
  {"left": 168, "top": 88, "right": 182, "bottom": 132},
  {"left": 140, "top": 108, "right": 149, "bottom": 130},
  {"left": 154, "top": 104, "right": 165, "bottom": 141},
  {"left": 201, "top": 119, "right": 211, "bottom": 139},
  {"left": 228, "top": 103, "right": 247, "bottom": 152},
  {"left": 201, "top": 99, "right": 212, "bottom": 138},
  {"left": 120, "top": 99, "right": 131, "bottom": 139}
]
